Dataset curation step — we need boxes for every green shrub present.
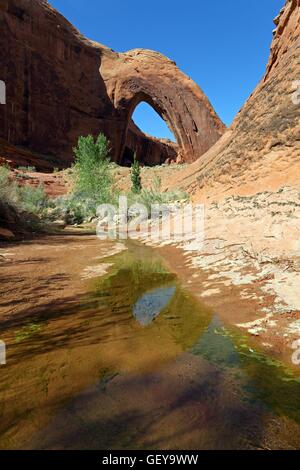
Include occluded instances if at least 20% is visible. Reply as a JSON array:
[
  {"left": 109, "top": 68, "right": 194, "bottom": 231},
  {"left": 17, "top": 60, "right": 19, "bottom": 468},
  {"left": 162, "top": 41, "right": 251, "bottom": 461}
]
[{"left": 131, "top": 153, "right": 142, "bottom": 194}]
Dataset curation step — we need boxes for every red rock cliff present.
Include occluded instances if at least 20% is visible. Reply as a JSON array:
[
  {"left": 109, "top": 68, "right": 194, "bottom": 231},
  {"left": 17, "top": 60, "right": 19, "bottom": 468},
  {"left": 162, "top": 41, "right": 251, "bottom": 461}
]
[{"left": 0, "top": 0, "right": 225, "bottom": 169}]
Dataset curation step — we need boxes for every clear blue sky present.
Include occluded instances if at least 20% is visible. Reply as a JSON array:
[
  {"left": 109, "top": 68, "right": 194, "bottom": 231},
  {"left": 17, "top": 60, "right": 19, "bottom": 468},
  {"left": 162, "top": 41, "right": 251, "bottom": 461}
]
[{"left": 50, "top": 0, "right": 284, "bottom": 141}]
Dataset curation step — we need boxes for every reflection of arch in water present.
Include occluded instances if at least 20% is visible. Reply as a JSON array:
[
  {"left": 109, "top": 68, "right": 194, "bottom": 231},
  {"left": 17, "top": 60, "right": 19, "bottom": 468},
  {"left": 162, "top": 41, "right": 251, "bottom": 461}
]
[{"left": 0, "top": 340, "right": 6, "bottom": 365}]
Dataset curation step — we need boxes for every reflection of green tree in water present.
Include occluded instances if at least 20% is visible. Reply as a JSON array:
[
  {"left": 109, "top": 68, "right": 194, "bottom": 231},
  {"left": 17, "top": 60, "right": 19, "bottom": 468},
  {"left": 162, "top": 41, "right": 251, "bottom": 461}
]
[
  {"left": 191, "top": 316, "right": 300, "bottom": 424},
  {"left": 93, "top": 255, "right": 175, "bottom": 305}
]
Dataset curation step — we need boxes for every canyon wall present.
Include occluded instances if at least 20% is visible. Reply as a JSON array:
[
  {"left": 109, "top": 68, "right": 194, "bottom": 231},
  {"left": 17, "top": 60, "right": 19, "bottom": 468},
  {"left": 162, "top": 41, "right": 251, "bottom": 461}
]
[{"left": 0, "top": 0, "right": 224, "bottom": 170}]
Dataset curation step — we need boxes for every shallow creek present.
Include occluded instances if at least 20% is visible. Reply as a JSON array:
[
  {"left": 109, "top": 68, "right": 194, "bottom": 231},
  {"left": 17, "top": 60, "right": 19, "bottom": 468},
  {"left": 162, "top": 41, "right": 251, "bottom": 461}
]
[{"left": 1, "top": 240, "right": 300, "bottom": 449}]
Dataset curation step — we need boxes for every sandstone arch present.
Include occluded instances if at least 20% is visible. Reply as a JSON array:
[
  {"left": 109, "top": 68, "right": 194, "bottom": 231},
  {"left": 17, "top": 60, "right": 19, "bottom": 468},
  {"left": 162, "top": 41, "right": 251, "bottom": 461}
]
[
  {"left": 0, "top": 0, "right": 225, "bottom": 169},
  {"left": 101, "top": 49, "right": 225, "bottom": 164}
]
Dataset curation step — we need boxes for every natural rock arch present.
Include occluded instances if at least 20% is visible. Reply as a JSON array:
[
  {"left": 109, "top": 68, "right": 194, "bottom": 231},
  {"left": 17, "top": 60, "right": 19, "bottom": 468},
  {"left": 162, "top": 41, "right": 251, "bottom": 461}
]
[
  {"left": 0, "top": 0, "right": 225, "bottom": 169},
  {"left": 100, "top": 49, "right": 226, "bottom": 164}
]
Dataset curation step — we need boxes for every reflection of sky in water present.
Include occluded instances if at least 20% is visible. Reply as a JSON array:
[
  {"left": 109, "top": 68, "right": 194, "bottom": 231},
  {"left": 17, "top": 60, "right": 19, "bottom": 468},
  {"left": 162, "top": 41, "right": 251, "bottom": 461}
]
[{"left": 133, "top": 286, "right": 176, "bottom": 326}]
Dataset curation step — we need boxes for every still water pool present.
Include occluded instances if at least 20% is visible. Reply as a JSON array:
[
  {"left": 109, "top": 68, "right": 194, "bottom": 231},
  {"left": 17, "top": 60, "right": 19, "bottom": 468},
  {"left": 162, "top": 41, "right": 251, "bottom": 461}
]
[{"left": 0, "top": 242, "right": 300, "bottom": 449}]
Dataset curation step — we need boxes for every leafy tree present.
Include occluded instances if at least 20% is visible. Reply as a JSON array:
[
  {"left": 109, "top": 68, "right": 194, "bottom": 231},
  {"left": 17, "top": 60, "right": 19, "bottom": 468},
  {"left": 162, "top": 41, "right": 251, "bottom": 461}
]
[
  {"left": 131, "top": 153, "right": 142, "bottom": 194},
  {"left": 73, "top": 133, "right": 113, "bottom": 204}
]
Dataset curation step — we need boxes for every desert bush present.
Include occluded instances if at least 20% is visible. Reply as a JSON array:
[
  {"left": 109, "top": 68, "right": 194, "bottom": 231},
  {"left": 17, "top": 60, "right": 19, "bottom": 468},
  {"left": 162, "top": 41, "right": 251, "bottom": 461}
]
[
  {"left": 0, "top": 166, "right": 26, "bottom": 208},
  {"left": 0, "top": 166, "right": 14, "bottom": 202},
  {"left": 0, "top": 165, "right": 49, "bottom": 232},
  {"left": 128, "top": 175, "right": 189, "bottom": 216},
  {"left": 17, "top": 184, "right": 48, "bottom": 216},
  {"left": 47, "top": 196, "right": 97, "bottom": 225},
  {"left": 0, "top": 165, "right": 49, "bottom": 215}
]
